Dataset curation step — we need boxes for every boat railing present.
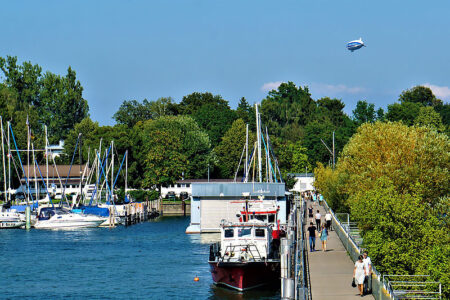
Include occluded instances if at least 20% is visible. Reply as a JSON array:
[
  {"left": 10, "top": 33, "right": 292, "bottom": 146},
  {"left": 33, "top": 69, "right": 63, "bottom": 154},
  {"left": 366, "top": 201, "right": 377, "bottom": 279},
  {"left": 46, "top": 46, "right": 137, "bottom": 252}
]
[{"left": 219, "top": 244, "right": 264, "bottom": 262}]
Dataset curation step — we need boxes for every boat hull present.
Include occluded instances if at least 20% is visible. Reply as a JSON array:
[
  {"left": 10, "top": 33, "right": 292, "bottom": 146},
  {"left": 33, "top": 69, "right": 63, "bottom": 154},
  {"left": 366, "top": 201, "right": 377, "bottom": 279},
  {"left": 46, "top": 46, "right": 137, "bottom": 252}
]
[
  {"left": 209, "top": 260, "right": 280, "bottom": 291},
  {"left": 34, "top": 220, "right": 103, "bottom": 229}
]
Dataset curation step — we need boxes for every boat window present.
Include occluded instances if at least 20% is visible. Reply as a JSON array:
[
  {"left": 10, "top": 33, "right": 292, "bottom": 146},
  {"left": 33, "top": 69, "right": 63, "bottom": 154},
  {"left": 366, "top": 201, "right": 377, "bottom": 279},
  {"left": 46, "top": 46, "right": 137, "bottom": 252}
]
[
  {"left": 268, "top": 214, "right": 275, "bottom": 223},
  {"left": 255, "top": 229, "right": 265, "bottom": 237},
  {"left": 224, "top": 229, "right": 234, "bottom": 238},
  {"left": 255, "top": 215, "right": 267, "bottom": 222},
  {"left": 238, "top": 227, "right": 252, "bottom": 238}
]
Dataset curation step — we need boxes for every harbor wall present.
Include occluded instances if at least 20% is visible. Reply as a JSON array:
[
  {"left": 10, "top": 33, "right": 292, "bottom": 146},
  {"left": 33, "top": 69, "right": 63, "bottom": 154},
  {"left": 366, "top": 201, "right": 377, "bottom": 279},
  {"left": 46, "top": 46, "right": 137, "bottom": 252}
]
[{"left": 162, "top": 202, "right": 191, "bottom": 216}]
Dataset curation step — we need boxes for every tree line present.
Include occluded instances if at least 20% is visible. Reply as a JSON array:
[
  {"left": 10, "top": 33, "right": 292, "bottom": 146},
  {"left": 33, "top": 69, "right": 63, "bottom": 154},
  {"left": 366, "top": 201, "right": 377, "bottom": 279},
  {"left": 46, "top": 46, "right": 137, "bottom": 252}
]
[{"left": 1, "top": 56, "right": 449, "bottom": 190}]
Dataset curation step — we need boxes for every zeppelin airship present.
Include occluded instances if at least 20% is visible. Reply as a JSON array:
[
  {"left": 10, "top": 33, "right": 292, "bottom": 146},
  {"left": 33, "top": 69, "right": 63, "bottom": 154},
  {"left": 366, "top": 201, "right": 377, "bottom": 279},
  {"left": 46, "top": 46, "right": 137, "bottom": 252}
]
[{"left": 347, "top": 38, "right": 365, "bottom": 52}]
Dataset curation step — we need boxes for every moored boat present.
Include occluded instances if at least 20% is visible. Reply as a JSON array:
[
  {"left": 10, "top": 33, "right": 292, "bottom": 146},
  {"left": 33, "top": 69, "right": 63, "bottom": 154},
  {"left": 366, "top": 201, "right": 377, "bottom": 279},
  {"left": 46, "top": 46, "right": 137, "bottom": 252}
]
[
  {"left": 34, "top": 207, "right": 105, "bottom": 229},
  {"left": 208, "top": 220, "right": 280, "bottom": 291}
]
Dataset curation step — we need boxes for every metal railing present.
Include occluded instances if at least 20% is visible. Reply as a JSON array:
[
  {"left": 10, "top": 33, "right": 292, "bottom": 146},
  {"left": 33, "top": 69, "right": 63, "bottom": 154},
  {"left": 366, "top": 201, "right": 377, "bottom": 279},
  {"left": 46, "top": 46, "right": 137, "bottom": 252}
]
[
  {"left": 321, "top": 200, "right": 442, "bottom": 300},
  {"left": 293, "top": 195, "right": 311, "bottom": 300},
  {"left": 384, "top": 275, "right": 442, "bottom": 300}
]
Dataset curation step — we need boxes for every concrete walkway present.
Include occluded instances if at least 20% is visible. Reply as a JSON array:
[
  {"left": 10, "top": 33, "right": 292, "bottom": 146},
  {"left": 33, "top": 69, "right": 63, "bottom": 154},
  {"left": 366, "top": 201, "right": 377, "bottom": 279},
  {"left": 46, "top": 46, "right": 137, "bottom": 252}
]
[{"left": 306, "top": 201, "right": 371, "bottom": 299}]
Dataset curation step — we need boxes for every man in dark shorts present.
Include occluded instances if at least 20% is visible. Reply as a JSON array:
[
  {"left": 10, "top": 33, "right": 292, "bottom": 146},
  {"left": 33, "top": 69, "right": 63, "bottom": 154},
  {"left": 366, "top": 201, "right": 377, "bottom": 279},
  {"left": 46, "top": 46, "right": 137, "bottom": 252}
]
[{"left": 307, "top": 222, "right": 317, "bottom": 252}]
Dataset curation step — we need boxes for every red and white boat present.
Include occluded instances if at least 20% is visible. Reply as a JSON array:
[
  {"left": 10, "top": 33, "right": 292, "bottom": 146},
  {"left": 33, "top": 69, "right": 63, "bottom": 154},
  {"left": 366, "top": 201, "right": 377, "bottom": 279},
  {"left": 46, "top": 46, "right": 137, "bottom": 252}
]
[{"left": 208, "top": 220, "right": 281, "bottom": 291}]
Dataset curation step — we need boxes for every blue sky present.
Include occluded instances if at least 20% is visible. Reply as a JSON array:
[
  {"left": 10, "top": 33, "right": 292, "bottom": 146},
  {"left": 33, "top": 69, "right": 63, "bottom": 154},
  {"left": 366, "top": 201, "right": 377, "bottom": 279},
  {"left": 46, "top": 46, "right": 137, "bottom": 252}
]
[{"left": 1, "top": 0, "right": 449, "bottom": 125}]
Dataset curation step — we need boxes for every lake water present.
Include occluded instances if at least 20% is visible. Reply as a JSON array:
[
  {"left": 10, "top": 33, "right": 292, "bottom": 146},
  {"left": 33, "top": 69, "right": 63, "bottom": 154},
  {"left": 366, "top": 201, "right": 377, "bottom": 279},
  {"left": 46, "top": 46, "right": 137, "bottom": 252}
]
[{"left": 0, "top": 217, "right": 280, "bottom": 299}]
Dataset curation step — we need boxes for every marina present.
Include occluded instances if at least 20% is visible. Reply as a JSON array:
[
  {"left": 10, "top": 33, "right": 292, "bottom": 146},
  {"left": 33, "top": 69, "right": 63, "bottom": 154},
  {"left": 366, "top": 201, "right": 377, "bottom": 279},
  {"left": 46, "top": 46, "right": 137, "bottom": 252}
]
[{"left": 0, "top": 216, "right": 279, "bottom": 300}]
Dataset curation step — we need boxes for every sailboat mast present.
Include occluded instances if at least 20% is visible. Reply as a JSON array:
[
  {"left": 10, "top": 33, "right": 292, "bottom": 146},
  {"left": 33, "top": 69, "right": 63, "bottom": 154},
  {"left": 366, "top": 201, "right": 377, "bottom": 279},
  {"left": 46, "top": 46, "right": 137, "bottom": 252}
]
[
  {"left": 79, "top": 134, "right": 82, "bottom": 205},
  {"left": 255, "top": 104, "right": 262, "bottom": 183},
  {"left": 111, "top": 140, "right": 114, "bottom": 202},
  {"left": 125, "top": 150, "right": 128, "bottom": 196},
  {"left": 26, "top": 117, "right": 30, "bottom": 204},
  {"left": 45, "top": 126, "right": 49, "bottom": 196},
  {"left": 97, "top": 138, "right": 102, "bottom": 203},
  {"left": 32, "top": 143, "right": 38, "bottom": 201},
  {"left": 245, "top": 124, "right": 248, "bottom": 182},
  {"left": 1, "top": 117, "right": 6, "bottom": 202},
  {"left": 7, "top": 121, "right": 11, "bottom": 202}
]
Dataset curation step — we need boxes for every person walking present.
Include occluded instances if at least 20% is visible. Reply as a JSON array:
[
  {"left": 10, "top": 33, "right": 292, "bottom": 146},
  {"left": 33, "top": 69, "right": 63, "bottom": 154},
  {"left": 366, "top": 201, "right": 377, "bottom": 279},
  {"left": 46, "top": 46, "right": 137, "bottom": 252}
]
[
  {"left": 363, "top": 251, "right": 372, "bottom": 295},
  {"left": 308, "top": 205, "right": 313, "bottom": 220},
  {"left": 307, "top": 222, "right": 317, "bottom": 252},
  {"left": 353, "top": 255, "right": 367, "bottom": 297},
  {"left": 315, "top": 210, "right": 321, "bottom": 230},
  {"left": 320, "top": 224, "right": 328, "bottom": 252},
  {"left": 325, "top": 212, "right": 332, "bottom": 231}
]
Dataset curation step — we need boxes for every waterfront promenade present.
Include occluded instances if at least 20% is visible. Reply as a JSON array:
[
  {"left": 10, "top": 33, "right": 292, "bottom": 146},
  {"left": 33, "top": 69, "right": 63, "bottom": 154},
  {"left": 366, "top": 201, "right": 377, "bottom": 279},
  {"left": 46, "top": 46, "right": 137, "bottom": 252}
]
[{"left": 307, "top": 201, "right": 372, "bottom": 299}]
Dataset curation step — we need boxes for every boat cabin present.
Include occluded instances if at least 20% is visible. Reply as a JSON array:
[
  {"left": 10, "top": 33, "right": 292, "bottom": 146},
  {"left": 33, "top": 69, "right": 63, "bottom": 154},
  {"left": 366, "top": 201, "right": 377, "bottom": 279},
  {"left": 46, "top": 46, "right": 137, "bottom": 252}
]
[{"left": 217, "top": 220, "right": 275, "bottom": 262}]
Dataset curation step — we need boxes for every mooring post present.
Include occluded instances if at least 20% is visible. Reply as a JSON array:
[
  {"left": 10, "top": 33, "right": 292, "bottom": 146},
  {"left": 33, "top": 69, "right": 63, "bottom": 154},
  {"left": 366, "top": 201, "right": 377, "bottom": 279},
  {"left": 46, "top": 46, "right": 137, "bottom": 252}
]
[{"left": 25, "top": 206, "right": 31, "bottom": 230}]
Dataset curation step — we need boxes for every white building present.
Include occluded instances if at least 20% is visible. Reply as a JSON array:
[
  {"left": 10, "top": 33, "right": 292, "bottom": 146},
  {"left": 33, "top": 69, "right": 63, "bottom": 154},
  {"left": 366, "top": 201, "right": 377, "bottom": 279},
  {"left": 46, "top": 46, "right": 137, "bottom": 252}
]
[
  {"left": 289, "top": 173, "right": 315, "bottom": 192},
  {"left": 160, "top": 179, "right": 238, "bottom": 198},
  {"left": 186, "top": 182, "right": 288, "bottom": 234},
  {"left": 46, "top": 140, "right": 65, "bottom": 159}
]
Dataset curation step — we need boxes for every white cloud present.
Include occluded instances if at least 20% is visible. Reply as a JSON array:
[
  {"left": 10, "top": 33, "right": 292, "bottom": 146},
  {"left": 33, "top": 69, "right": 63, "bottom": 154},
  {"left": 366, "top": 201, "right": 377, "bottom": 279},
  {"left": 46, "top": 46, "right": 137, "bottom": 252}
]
[
  {"left": 311, "top": 83, "right": 366, "bottom": 95},
  {"left": 423, "top": 83, "right": 450, "bottom": 100},
  {"left": 261, "top": 81, "right": 283, "bottom": 92}
]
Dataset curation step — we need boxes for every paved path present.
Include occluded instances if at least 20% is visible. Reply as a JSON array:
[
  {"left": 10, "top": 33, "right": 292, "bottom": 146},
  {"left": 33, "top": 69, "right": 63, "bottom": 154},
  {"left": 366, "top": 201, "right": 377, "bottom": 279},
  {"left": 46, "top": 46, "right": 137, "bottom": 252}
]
[{"left": 306, "top": 201, "right": 371, "bottom": 299}]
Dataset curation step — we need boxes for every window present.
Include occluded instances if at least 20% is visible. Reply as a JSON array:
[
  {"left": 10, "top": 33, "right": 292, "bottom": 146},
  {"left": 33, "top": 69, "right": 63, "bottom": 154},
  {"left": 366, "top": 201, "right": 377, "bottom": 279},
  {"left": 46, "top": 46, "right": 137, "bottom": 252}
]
[
  {"left": 224, "top": 229, "right": 234, "bottom": 238},
  {"left": 255, "top": 215, "right": 267, "bottom": 222},
  {"left": 186, "top": 184, "right": 190, "bottom": 188},
  {"left": 255, "top": 229, "right": 265, "bottom": 237},
  {"left": 268, "top": 215, "right": 275, "bottom": 223},
  {"left": 238, "top": 227, "right": 252, "bottom": 238}
]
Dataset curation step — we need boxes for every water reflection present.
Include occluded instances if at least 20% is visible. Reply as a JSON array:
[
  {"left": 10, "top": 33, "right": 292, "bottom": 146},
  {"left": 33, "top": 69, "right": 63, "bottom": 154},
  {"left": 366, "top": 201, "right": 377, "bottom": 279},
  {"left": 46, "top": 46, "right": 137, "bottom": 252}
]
[
  {"left": 188, "top": 232, "right": 221, "bottom": 244},
  {"left": 209, "top": 284, "right": 280, "bottom": 300}
]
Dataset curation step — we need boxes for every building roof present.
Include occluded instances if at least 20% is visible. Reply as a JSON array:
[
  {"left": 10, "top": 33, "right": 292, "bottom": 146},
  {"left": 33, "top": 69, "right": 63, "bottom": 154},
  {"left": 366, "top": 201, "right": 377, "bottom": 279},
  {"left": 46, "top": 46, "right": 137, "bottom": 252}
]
[
  {"left": 176, "top": 178, "right": 243, "bottom": 184},
  {"left": 21, "top": 165, "right": 89, "bottom": 181},
  {"left": 287, "top": 173, "right": 315, "bottom": 177}
]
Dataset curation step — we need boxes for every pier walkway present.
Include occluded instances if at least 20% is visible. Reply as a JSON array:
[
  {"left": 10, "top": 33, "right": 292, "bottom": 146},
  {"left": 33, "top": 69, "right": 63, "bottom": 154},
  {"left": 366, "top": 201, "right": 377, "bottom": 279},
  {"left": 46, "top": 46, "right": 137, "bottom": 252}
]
[{"left": 306, "top": 201, "right": 367, "bottom": 300}]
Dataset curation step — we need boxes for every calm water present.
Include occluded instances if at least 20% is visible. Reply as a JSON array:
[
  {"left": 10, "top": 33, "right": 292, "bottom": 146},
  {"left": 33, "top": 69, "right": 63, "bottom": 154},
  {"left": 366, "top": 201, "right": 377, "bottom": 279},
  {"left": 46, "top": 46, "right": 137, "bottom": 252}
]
[{"left": 0, "top": 217, "right": 279, "bottom": 299}]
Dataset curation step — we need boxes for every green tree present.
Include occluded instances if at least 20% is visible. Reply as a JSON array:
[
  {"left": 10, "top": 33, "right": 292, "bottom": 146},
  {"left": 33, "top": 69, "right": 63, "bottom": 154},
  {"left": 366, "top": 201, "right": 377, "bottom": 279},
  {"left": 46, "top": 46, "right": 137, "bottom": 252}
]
[
  {"left": 414, "top": 106, "right": 446, "bottom": 132},
  {"left": 178, "top": 92, "right": 228, "bottom": 115},
  {"left": 385, "top": 102, "right": 422, "bottom": 125},
  {"left": 140, "top": 116, "right": 211, "bottom": 188},
  {"left": 352, "top": 100, "right": 377, "bottom": 125},
  {"left": 399, "top": 86, "right": 442, "bottom": 107},
  {"left": 339, "top": 122, "right": 449, "bottom": 205},
  {"left": 316, "top": 97, "right": 347, "bottom": 126},
  {"left": 40, "top": 67, "right": 89, "bottom": 143},
  {"left": 148, "top": 97, "right": 178, "bottom": 118},
  {"left": 214, "top": 119, "right": 255, "bottom": 178},
  {"left": 0, "top": 56, "right": 42, "bottom": 107},
  {"left": 113, "top": 99, "right": 153, "bottom": 127},
  {"left": 192, "top": 103, "right": 237, "bottom": 147},
  {"left": 275, "top": 139, "right": 311, "bottom": 174},
  {"left": 236, "top": 97, "right": 255, "bottom": 129},
  {"left": 260, "top": 81, "right": 316, "bottom": 139}
]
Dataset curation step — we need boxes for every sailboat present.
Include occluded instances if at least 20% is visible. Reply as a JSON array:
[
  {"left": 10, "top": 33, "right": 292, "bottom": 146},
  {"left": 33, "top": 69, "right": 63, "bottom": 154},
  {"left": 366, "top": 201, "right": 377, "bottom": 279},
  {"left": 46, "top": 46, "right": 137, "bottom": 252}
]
[{"left": 0, "top": 203, "right": 25, "bottom": 228}]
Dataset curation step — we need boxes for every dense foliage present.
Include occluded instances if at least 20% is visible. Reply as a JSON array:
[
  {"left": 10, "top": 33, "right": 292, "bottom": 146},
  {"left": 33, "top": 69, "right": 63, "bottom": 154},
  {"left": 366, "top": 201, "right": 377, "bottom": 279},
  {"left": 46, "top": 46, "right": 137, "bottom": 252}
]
[{"left": 314, "top": 122, "right": 449, "bottom": 296}]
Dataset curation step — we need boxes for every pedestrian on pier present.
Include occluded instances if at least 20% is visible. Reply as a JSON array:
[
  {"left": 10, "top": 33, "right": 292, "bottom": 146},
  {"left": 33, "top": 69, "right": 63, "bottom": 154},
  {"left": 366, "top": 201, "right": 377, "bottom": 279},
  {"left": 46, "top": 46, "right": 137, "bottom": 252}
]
[
  {"left": 307, "top": 222, "right": 317, "bottom": 252},
  {"left": 308, "top": 206, "right": 313, "bottom": 219},
  {"left": 353, "top": 255, "right": 367, "bottom": 297},
  {"left": 315, "top": 210, "right": 321, "bottom": 230},
  {"left": 363, "top": 251, "right": 372, "bottom": 295},
  {"left": 325, "top": 212, "right": 332, "bottom": 231},
  {"left": 320, "top": 224, "right": 328, "bottom": 252}
]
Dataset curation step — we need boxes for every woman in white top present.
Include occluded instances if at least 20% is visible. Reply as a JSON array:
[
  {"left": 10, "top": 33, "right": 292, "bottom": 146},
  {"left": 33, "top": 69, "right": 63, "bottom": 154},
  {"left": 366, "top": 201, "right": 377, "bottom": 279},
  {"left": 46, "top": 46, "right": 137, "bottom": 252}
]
[{"left": 353, "top": 255, "right": 366, "bottom": 297}]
